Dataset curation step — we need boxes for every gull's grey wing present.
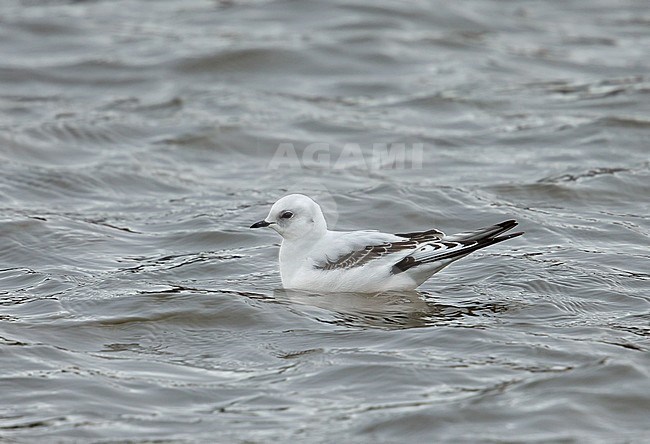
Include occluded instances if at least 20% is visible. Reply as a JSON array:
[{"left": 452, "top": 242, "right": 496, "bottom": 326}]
[{"left": 315, "top": 228, "right": 444, "bottom": 271}]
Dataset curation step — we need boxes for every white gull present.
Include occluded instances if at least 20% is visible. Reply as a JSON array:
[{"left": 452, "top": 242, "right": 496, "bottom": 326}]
[{"left": 250, "top": 194, "right": 523, "bottom": 293}]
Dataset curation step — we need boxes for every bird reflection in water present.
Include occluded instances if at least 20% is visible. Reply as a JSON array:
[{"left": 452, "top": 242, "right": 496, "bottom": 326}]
[{"left": 272, "top": 288, "right": 510, "bottom": 330}]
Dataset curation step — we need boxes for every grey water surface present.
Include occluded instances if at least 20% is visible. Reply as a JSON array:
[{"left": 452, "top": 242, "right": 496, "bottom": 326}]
[{"left": 1, "top": 0, "right": 649, "bottom": 442}]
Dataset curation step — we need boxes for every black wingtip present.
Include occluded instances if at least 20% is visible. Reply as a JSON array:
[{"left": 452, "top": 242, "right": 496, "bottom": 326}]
[
  {"left": 392, "top": 229, "right": 524, "bottom": 274},
  {"left": 497, "top": 219, "right": 518, "bottom": 229},
  {"left": 492, "top": 231, "right": 524, "bottom": 243}
]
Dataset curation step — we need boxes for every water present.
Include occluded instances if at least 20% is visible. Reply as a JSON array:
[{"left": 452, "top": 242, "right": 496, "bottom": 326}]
[{"left": 1, "top": 0, "right": 649, "bottom": 442}]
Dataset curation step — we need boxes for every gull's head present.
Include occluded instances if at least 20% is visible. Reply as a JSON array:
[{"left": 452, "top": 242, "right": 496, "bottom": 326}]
[{"left": 250, "top": 194, "right": 327, "bottom": 240}]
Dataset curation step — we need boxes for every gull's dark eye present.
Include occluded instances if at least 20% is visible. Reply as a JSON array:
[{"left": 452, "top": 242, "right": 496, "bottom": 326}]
[{"left": 280, "top": 211, "right": 294, "bottom": 219}]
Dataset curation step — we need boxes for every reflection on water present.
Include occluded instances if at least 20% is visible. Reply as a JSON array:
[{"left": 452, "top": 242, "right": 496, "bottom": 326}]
[{"left": 274, "top": 289, "right": 511, "bottom": 330}]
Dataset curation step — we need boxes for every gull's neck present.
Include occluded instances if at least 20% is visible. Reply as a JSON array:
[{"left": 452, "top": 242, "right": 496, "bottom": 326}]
[
  {"left": 278, "top": 208, "right": 329, "bottom": 287},
  {"left": 307, "top": 211, "right": 328, "bottom": 239}
]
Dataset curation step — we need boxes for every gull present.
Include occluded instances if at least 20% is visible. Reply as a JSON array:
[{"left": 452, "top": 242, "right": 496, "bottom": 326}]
[{"left": 250, "top": 194, "right": 523, "bottom": 293}]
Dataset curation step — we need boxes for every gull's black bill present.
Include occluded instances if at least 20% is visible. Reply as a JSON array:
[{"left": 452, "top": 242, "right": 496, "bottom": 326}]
[{"left": 250, "top": 220, "right": 272, "bottom": 229}]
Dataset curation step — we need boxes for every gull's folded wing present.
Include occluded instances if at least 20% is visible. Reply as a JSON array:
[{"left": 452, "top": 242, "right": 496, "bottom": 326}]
[{"left": 392, "top": 220, "right": 523, "bottom": 273}]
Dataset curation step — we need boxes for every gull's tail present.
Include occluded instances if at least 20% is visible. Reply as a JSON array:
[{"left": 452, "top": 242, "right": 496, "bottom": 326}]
[{"left": 392, "top": 220, "right": 523, "bottom": 274}]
